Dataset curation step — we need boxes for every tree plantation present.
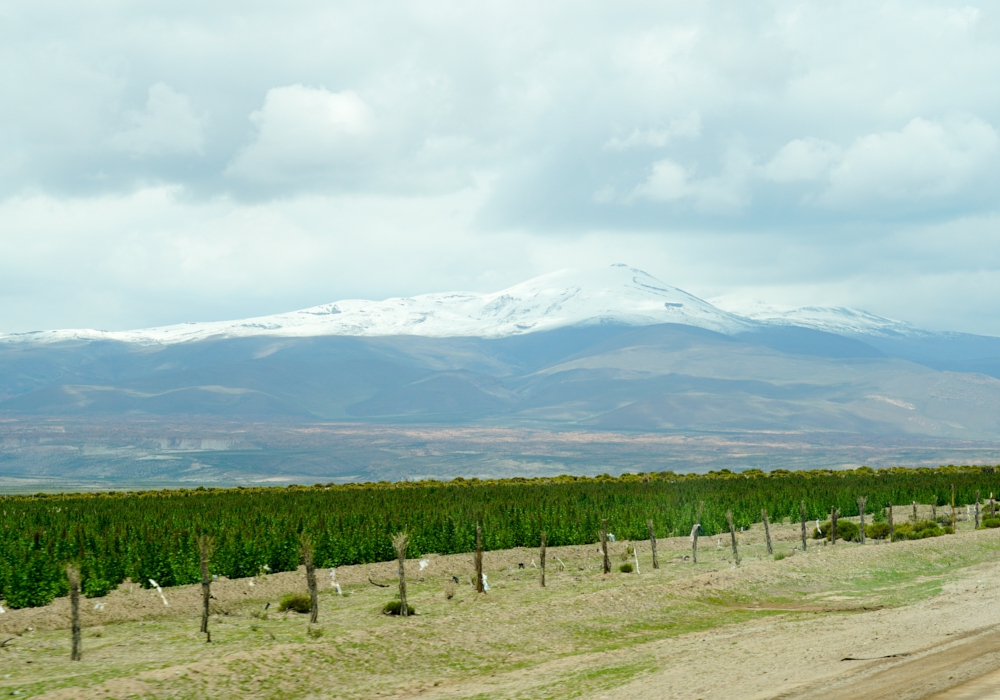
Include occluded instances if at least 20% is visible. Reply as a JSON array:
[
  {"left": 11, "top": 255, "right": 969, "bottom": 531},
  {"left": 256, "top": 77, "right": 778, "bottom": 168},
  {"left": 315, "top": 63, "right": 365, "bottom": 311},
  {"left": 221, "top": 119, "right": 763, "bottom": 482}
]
[{"left": 1, "top": 465, "right": 997, "bottom": 609}]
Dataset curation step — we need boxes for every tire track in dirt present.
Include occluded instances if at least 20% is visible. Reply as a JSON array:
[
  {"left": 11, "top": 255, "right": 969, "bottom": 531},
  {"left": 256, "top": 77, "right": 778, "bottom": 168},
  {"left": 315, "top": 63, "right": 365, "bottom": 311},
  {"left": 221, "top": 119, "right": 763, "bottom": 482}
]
[{"left": 781, "top": 627, "right": 1000, "bottom": 700}]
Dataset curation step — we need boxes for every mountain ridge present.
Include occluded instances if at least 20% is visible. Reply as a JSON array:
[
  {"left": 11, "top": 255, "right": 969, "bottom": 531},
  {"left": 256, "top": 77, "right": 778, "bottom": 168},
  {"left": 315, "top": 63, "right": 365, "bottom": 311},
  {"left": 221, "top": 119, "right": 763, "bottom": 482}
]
[{"left": 0, "top": 265, "right": 955, "bottom": 346}]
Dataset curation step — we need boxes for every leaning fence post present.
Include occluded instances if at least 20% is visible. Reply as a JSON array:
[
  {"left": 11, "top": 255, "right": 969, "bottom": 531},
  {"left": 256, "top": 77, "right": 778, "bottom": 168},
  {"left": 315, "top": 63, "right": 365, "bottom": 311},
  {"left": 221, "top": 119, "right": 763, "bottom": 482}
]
[
  {"left": 800, "top": 500, "right": 808, "bottom": 552},
  {"left": 600, "top": 519, "right": 611, "bottom": 574},
  {"left": 648, "top": 520, "right": 659, "bottom": 570},
  {"left": 761, "top": 509, "right": 773, "bottom": 556},
  {"left": 857, "top": 496, "right": 867, "bottom": 545},
  {"left": 67, "top": 564, "right": 81, "bottom": 661},
  {"left": 475, "top": 523, "right": 485, "bottom": 593},
  {"left": 540, "top": 531, "right": 547, "bottom": 587},
  {"left": 198, "top": 534, "right": 212, "bottom": 641},
  {"left": 302, "top": 532, "right": 319, "bottom": 624},
  {"left": 726, "top": 510, "right": 741, "bottom": 565}
]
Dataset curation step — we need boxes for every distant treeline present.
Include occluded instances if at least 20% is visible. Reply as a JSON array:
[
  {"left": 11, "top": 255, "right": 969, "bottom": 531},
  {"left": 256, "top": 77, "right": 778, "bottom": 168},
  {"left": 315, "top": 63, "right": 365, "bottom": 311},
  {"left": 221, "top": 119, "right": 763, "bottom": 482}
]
[{"left": 1, "top": 465, "right": 997, "bottom": 609}]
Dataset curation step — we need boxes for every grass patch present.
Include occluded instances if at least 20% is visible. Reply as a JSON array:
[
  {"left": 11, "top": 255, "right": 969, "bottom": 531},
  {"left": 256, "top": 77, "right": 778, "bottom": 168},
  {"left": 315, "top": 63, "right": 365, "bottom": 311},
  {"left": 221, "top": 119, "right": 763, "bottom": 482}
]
[
  {"left": 278, "top": 592, "right": 311, "bottom": 613},
  {"left": 382, "top": 600, "right": 416, "bottom": 616}
]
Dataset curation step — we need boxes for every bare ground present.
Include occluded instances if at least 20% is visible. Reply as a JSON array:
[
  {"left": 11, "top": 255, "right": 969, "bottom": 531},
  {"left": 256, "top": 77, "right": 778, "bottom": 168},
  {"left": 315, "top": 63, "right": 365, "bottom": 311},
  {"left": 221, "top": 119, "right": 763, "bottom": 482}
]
[{"left": 3, "top": 511, "right": 1000, "bottom": 698}]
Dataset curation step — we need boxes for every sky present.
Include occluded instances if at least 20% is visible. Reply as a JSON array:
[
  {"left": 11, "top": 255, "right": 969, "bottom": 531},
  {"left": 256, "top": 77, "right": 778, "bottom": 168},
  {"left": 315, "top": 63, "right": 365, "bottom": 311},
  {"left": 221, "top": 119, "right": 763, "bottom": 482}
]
[{"left": 3, "top": 1, "right": 1000, "bottom": 335}]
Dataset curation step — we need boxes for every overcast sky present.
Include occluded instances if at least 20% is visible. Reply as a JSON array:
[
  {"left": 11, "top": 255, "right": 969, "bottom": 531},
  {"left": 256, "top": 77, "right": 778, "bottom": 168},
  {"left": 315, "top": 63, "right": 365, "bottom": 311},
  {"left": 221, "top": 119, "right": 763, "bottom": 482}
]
[{"left": 3, "top": 1, "right": 1000, "bottom": 334}]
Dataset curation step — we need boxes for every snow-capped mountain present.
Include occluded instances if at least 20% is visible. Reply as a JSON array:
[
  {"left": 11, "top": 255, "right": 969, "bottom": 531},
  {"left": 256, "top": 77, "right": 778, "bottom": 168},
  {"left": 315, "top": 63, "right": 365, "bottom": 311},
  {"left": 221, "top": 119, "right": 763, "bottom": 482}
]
[
  {"left": 0, "top": 265, "right": 755, "bottom": 345},
  {"left": 0, "top": 264, "right": 933, "bottom": 346},
  {"left": 711, "top": 299, "right": 925, "bottom": 338}
]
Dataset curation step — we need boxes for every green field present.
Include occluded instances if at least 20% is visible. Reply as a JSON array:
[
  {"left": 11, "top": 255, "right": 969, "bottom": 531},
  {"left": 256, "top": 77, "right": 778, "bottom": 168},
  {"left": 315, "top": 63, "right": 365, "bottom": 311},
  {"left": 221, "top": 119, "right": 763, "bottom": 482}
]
[{"left": 2, "top": 465, "right": 998, "bottom": 610}]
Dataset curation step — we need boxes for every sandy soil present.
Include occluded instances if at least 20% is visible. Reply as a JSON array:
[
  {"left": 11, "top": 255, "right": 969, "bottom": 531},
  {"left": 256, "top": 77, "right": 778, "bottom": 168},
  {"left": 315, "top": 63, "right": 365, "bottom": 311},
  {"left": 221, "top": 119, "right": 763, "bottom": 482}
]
[{"left": 3, "top": 512, "right": 1000, "bottom": 699}]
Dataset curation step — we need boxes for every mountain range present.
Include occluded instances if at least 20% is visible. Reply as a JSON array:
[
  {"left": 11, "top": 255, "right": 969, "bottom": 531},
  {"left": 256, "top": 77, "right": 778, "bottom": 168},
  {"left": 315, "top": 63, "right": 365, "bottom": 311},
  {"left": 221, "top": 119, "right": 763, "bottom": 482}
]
[
  {"left": 0, "top": 264, "right": 942, "bottom": 345},
  {"left": 3, "top": 264, "right": 1000, "bottom": 444}
]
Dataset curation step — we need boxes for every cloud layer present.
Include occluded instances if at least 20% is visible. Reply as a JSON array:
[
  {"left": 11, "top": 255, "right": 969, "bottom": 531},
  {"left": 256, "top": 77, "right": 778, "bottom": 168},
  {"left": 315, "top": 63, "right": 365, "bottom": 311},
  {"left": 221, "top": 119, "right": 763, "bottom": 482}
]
[{"left": 2, "top": 1, "right": 1000, "bottom": 334}]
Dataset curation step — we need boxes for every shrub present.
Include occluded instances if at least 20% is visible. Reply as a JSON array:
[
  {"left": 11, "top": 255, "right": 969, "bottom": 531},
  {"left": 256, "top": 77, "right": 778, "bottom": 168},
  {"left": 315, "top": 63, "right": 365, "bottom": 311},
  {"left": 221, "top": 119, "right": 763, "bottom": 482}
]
[
  {"left": 3, "top": 549, "right": 67, "bottom": 609},
  {"left": 891, "top": 520, "right": 946, "bottom": 541},
  {"left": 814, "top": 520, "right": 860, "bottom": 542},
  {"left": 774, "top": 552, "right": 788, "bottom": 561},
  {"left": 383, "top": 600, "right": 415, "bottom": 616},
  {"left": 981, "top": 518, "right": 1000, "bottom": 529},
  {"left": 618, "top": 563, "right": 634, "bottom": 573},
  {"left": 278, "top": 592, "right": 311, "bottom": 613},
  {"left": 83, "top": 577, "right": 115, "bottom": 598},
  {"left": 865, "top": 522, "right": 891, "bottom": 540}
]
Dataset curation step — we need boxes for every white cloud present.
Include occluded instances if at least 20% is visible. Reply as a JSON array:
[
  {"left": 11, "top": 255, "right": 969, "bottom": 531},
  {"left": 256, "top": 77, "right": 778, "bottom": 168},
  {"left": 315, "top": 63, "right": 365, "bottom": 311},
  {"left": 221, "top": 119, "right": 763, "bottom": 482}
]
[
  {"left": 603, "top": 112, "right": 701, "bottom": 151},
  {"left": 630, "top": 149, "right": 751, "bottom": 213},
  {"left": 226, "top": 86, "right": 372, "bottom": 184},
  {"left": 634, "top": 158, "right": 691, "bottom": 202},
  {"left": 109, "top": 84, "right": 205, "bottom": 157},
  {"left": 821, "top": 116, "right": 1000, "bottom": 209},
  {"left": 762, "top": 138, "right": 841, "bottom": 183}
]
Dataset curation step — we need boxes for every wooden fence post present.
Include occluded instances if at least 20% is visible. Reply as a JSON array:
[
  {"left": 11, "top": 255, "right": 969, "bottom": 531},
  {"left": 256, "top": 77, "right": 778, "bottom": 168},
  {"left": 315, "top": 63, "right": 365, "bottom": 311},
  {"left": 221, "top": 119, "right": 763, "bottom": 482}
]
[
  {"left": 888, "top": 501, "right": 894, "bottom": 541},
  {"left": 800, "top": 500, "right": 808, "bottom": 551},
  {"left": 475, "top": 524, "right": 485, "bottom": 593},
  {"left": 302, "top": 533, "right": 318, "bottom": 624},
  {"left": 648, "top": 520, "right": 659, "bottom": 570},
  {"left": 762, "top": 509, "right": 773, "bottom": 556},
  {"left": 198, "top": 535, "right": 212, "bottom": 641},
  {"left": 951, "top": 484, "right": 957, "bottom": 532},
  {"left": 601, "top": 519, "right": 610, "bottom": 574},
  {"left": 992, "top": 492, "right": 996, "bottom": 519},
  {"left": 830, "top": 507, "right": 838, "bottom": 545},
  {"left": 857, "top": 496, "right": 867, "bottom": 545},
  {"left": 912, "top": 501, "right": 918, "bottom": 522},
  {"left": 392, "top": 531, "right": 410, "bottom": 616},
  {"left": 976, "top": 491, "right": 981, "bottom": 530},
  {"left": 67, "top": 564, "right": 81, "bottom": 661},
  {"left": 690, "top": 523, "right": 700, "bottom": 564},
  {"left": 540, "top": 531, "right": 547, "bottom": 587},
  {"left": 726, "top": 510, "right": 741, "bottom": 565}
]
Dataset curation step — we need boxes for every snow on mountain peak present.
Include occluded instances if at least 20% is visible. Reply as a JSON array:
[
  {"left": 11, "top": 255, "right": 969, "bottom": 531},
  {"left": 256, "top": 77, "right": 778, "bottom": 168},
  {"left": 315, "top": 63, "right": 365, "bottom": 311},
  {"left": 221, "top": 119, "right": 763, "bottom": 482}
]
[
  {"left": 710, "top": 297, "right": 923, "bottom": 338},
  {"left": 0, "top": 265, "right": 925, "bottom": 346},
  {"left": 0, "top": 265, "right": 751, "bottom": 345}
]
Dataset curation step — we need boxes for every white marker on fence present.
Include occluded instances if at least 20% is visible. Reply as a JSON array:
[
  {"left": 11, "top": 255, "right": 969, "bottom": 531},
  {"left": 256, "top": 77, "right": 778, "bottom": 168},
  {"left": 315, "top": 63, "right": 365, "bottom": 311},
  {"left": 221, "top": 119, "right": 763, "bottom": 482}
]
[{"left": 148, "top": 579, "right": 169, "bottom": 606}]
